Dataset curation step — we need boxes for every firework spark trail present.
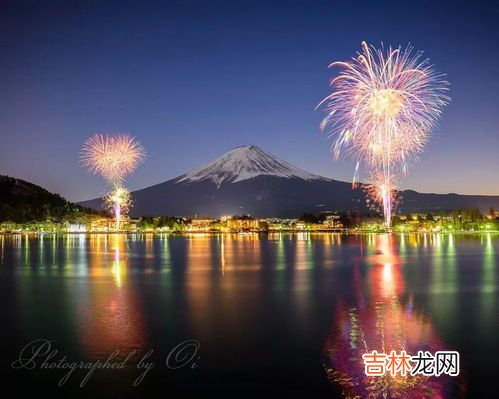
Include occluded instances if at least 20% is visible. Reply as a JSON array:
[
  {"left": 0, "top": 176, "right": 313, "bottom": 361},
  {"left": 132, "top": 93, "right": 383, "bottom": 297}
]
[
  {"left": 105, "top": 186, "right": 131, "bottom": 230},
  {"left": 319, "top": 42, "right": 449, "bottom": 227},
  {"left": 80, "top": 134, "right": 145, "bottom": 229}
]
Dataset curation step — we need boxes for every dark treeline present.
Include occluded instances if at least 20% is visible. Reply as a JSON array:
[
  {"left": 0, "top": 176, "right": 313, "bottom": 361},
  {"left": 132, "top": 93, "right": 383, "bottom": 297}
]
[
  {"left": 138, "top": 216, "right": 188, "bottom": 230},
  {"left": 393, "top": 207, "right": 498, "bottom": 230},
  {"left": 300, "top": 207, "right": 499, "bottom": 229},
  {"left": 300, "top": 211, "right": 356, "bottom": 227}
]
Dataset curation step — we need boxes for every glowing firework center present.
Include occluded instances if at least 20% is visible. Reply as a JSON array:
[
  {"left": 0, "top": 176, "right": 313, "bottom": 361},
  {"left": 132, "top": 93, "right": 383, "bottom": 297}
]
[{"left": 369, "top": 89, "right": 403, "bottom": 117}]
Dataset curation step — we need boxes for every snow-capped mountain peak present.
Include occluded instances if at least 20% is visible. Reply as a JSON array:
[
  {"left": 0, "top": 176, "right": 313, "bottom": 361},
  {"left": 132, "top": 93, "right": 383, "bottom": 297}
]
[{"left": 176, "top": 145, "right": 327, "bottom": 188}]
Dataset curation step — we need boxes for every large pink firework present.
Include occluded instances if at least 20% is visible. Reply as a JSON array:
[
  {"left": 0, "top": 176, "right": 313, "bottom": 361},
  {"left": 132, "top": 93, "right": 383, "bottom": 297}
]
[{"left": 319, "top": 42, "right": 449, "bottom": 227}]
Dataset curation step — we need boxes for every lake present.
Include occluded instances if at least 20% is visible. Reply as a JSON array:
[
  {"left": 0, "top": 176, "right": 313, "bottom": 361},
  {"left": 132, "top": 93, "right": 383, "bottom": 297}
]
[{"left": 0, "top": 233, "right": 497, "bottom": 398}]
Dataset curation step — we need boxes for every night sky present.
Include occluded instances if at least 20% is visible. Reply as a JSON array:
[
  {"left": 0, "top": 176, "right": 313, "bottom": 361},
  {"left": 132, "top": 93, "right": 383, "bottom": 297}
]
[{"left": 0, "top": 0, "right": 497, "bottom": 201}]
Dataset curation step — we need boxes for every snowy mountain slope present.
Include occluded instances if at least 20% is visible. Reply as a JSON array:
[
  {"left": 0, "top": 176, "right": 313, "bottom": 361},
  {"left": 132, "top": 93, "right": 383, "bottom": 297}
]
[{"left": 175, "top": 145, "right": 328, "bottom": 188}]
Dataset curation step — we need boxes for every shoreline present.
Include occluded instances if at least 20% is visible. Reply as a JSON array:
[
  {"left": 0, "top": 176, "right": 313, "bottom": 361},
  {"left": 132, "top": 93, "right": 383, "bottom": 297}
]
[{"left": 1, "top": 230, "right": 498, "bottom": 236}]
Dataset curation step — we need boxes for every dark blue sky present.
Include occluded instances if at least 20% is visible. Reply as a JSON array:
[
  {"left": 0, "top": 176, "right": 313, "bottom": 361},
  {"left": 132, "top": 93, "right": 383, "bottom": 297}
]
[{"left": 0, "top": 0, "right": 497, "bottom": 201}]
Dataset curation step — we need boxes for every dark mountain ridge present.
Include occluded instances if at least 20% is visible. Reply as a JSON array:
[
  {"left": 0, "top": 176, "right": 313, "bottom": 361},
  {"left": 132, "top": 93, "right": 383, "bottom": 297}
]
[{"left": 78, "top": 146, "right": 499, "bottom": 218}]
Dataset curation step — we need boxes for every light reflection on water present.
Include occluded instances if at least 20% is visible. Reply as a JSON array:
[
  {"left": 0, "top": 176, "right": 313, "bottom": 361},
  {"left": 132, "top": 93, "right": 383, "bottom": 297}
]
[
  {"left": 0, "top": 233, "right": 497, "bottom": 397},
  {"left": 323, "top": 234, "right": 466, "bottom": 398}
]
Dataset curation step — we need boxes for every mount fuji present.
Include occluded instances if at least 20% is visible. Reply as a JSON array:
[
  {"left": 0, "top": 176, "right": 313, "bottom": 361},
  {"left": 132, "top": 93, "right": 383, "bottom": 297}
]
[
  {"left": 80, "top": 145, "right": 499, "bottom": 217},
  {"left": 176, "top": 145, "right": 327, "bottom": 188}
]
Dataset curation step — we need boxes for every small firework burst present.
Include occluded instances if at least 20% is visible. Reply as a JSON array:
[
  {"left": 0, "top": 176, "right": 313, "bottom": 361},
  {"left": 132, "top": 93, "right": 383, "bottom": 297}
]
[
  {"left": 80, "top": 134, "right": 146, "bottom": 184},
  {"left": 80, "top": 133, "right": 145, "bottom": 229}
]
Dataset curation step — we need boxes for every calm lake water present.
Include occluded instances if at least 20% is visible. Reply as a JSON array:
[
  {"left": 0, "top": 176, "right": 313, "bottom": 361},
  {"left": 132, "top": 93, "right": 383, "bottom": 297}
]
[{"left": 0, "top": 233, "right": 497, "bottom": 398}]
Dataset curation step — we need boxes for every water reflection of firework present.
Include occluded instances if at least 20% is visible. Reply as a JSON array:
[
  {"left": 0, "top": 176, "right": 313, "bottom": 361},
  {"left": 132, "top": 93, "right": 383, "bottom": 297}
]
[
  {"left": 79, "top": 234, "right": 146, "bottom": 357},
  {"left": 323, "top": 235, "right": 464, "bottom": 398},
  {"left": 319, "top": 42, "right": 449, "bottom": 227},
  {"left": 324, "top": 297, "right": 449, "bottom": 398}
]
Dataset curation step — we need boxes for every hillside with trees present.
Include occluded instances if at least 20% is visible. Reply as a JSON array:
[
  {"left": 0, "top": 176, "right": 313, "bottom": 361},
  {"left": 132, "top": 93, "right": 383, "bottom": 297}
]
[{"left": 0, "top": 175, "right": 99, "bottom": 223}]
